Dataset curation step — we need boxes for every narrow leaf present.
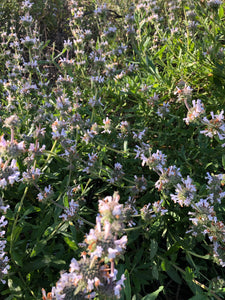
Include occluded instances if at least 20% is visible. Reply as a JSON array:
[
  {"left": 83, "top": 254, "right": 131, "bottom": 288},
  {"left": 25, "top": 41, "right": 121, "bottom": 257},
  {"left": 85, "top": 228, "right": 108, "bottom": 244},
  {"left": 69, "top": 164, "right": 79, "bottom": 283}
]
[
  {"left": 141, "top": 286, "right": 164, "bottom": 300},
  {"left": 124, "top": 270, "right": 131, "bottom": 300},
  {"left": 150, "top": 239, "right": 158, "bottom": 259}
]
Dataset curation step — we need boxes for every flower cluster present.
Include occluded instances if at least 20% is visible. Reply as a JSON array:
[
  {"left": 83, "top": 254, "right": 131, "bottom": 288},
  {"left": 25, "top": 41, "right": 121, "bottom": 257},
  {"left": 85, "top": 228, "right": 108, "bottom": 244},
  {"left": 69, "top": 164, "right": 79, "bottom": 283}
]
[
  {"left": 107, "top": 163, "right": 125, "bottom": 184},
  {"left": 0, "top": 158, "right": 20, "bottom": 188},
  {"left": 170, "top": 176, "right": 197, "bottom": 207},
  {"left": 178, "top": 83, "right": 225, "bottom": 147},
  {"left": 0, "top": 200, "right": 10, "bottom": 284},
  {"left": 188, "top": 197, "right": 225, "bottom": 267},
  {"left": 43, "top": 193, "right": 127, "bottom": 299},
  {"left": 200, "top": 110, "right": 225, "bottom": 145},
  {"left": 59, "top": 199, "right": 79, "bottom": 221},
  {"left": 1, "top": 0, "right": 225, "bottom": 297},
  {"left": 183, "top": 99, "right": 205, "bottom": 125}
]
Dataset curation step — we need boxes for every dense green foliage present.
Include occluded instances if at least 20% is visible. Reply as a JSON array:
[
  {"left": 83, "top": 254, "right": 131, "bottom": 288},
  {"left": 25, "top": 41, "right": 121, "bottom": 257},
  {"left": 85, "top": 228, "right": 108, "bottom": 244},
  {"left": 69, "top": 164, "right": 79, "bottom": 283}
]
[{"left": 0, "top": 0, "right": 225, "bottom": 299}]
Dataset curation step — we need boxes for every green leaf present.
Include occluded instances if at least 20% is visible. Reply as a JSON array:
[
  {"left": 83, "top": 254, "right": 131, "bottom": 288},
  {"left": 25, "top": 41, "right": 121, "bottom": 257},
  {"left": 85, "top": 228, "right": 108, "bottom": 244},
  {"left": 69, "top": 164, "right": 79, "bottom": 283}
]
[
  {"left": 143, "top": 37, "right": 151, "bottom": 49},
  {"left": 184, "top": 267, "right": 203, "bottom": 294},
  {"left": 22, "top": 206, "right": 41, "bottom": 217},
  {"left": 10, "top": 249, "right": 23, "bottom": 267},
  {"left": 8, "top": 277, "right": 22, "bottom": 297},
  {"left": 150, "top": 239, "right": 158, "bottom": 259},
  {"left": 152, "top": 264, "right": 159, "bottom": 280},
  {"left": 154, "top": 44, "right": 167, "bottom": 60},
  {"left": 161, "top": 259, "right": 170, "bottom": 271},
  {"left": 124, "top": 270, "right": 131, "bottom": 300},
  {"left": 23, "top": 255, "right": 66, "bottom": 272},
  {"left": 134, "top": 248, "right": 144, "bottom": 265},
  {"left": 63, "top": 236, "right": 78, "bottom": 250},
  {"left": 10, "top": 225, "right": 22, "bottom": 244},
  {"left": 222, "top": 155, "right": 225, "bottom": 169},
  {"left": 166, "top": 267, "right": 182, "bottom": 284},
  {"left": 141, "top": 286, "right": 164, "bottom": 300},
  {"left": 189, "top": 295, "right": 208, "bottom": 300},
  {"left": 218, "top": 5, "right": 224, "bottom": 19},
  {"left": 30, "top": 239, "right": 47, "bottom": 257},
  {"left": 124, "top": 140, "right": 128, "bottom": 152}
]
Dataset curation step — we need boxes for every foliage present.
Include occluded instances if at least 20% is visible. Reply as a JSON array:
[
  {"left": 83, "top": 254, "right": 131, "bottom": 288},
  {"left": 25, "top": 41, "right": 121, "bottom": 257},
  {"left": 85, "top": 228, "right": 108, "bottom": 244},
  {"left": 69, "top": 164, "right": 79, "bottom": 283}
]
[{"left": 0, "top": 0, "right": 225, "bottom": 299}]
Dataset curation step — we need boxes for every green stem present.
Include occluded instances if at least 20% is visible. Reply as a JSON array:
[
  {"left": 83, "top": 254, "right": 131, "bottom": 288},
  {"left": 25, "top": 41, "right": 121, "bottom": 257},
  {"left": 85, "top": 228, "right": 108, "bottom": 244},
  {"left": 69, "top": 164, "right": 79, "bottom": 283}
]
[
  {"left": 42, "top": 140, "right": 58, "bottom": 172},
  {"left": 18, "top": 270, "right": 38, "bottom": 299},
  {"left": 10, "top": 186, "right": 29, "bottom": 255},
  {"left": 124, "top": 225, "right": 143, "bottom": 232},
  {"left": 81, "top": 178, "right": 92, "bottom": 196},
  {"left": 49, "top": 198, "right": 95, "bottom": 227},
  {"left": 95, "top": 140, "right": 129, "bottom": 155},
  {"left": 45, "top": 221, "right": 65, "bottom": 242},
  {"left": 78, "top": 215, "right": 95, "bottom": 227},
  {"left": 157, "top": 255, "right": 222, "bottom": 300}
]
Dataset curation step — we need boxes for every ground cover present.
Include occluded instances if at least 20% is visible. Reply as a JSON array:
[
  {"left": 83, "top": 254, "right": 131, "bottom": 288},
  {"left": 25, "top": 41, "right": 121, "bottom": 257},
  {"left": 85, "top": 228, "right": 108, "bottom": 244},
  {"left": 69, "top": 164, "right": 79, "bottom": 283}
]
[{"left": 0, "top": 0, "right": 225, "bottom": 299}]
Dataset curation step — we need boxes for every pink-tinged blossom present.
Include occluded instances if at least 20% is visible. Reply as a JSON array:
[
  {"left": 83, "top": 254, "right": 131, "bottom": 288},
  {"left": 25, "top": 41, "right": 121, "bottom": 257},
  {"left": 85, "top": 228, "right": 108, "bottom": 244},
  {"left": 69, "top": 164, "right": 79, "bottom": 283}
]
[
  {"left": 51, "top": 119, "right": 67, "bottom": 140},
  {"left": 28, "top": 142, "right": 46, "bottom": 154},
  {"left": 184, "top": 99, "right": 205, "bottom": 124},
  {"left": 0, "top": 135, "right": 25, "bottom": 157},
  {"left": 37, "top": 185, "right": 53, "bottom": 202},
  {"left": 22, "top": 166, "right": 42, "bottom": 182},
  {"left": 174, "top": 84, "right": 193, "bottom": 102},
  {"left": 56, "top": 75, "right": 73, "bottom": 84},
  {"left": 200, "top": 110, "right": 225, "bottom": 143},
  {"left": 81, "top": 129, "right": 95, "bottom": 144},
  {"left": 102, "top": 117, "right": 112, "bottom": 134},
  {"left": 85, "top": 228, "right": 97, "bottom": 244},
  {"left": 104, "top": 220, "right": 111, "bottom": 239},
  {"left": 45, "top": 193, "right": 127, "bottom": 298},
  {"left": 112, "top": 204, "right": 123, "bottom": 217}
]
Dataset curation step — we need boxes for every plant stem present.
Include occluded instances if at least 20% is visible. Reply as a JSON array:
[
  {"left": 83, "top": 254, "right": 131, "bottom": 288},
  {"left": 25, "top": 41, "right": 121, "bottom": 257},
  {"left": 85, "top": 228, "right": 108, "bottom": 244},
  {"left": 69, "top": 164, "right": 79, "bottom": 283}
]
[{"left": 10, "top": 186, "right": 28, "bottom": 256}]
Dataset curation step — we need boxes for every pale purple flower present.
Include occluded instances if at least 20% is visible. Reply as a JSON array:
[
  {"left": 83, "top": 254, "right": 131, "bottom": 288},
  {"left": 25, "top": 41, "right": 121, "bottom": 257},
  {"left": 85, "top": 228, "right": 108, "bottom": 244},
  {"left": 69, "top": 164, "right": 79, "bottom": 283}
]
[
  {"left": 90, "top": 246, "right": 103, "bottom": 259},
  {"left": 171, "top": 176, "right": 196, "bottom": 207},
  {"left": 108, "top": 247, "right": 119, "bottom": 259},
  {"left": 69, "top": 258, "right": 80, "bottom": 272}
]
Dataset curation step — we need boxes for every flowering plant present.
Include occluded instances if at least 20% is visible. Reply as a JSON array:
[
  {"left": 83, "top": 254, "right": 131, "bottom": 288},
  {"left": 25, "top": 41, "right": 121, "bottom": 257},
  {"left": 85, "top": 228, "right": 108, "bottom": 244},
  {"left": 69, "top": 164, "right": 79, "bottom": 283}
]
[{"left": 0, "top": 0, "right": 225, "bottom": 299}]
